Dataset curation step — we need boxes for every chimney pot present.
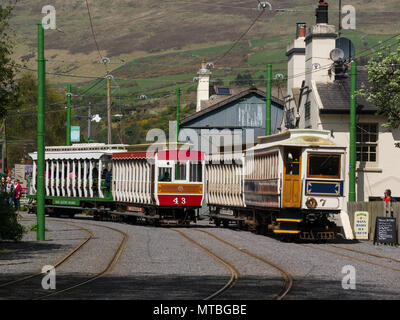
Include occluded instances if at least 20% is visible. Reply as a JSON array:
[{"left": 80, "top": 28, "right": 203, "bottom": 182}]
[
  {"left": 296, "top": 23, "right": 306, "bottom": 38},
  {"left": 316, "top": 0, "right": 329, "bottom": 24}
]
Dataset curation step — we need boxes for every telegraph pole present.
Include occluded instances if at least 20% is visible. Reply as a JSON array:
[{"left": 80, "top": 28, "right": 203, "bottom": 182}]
[
  {"left": 66, "top": 84, "right": 71, "bottom": 146},
  {"left": 349, "top": 60, "right": 357, "bottom": 202},
  {"left": 265, "top": 64, "right": 272, "bottom": 136},
  {"left": 106, "top": 74, "right": 112, "bottom": 144},
  {"left": 88, "top": 102, "right": 91, "bottom": 140},
  {"left": 176, "top": 87, "right": 180, "bottom": 143},
  {"left": 37, "top": 23, "right": 46, "bottom": 241}
]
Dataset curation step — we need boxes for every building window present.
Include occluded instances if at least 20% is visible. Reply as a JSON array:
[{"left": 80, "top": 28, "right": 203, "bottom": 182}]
[
  {"left": 356, "top": 123, "right": 378, "bottom": 162},
  {"left": 305, "top": 101, "right": 311, "bottom": 121}
]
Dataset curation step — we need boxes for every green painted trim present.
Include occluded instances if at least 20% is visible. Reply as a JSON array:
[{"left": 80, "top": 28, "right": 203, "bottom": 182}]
[
  {"left": 28, "top": 195, "right": 113, "bottom": 203},
  {"left": 53, "top": 198, "right": 80, "bottom": 206}
]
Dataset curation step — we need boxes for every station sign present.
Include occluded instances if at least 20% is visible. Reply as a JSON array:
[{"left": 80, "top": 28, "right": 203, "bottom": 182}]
[
  {"left": 354, "top": 211, "right": 369, "bottom": 240},
  {"left": 71, "top": 126, "right": 80, "bottom": 142}
]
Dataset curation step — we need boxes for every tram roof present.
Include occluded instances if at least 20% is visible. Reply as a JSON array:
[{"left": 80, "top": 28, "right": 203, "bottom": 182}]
[
  {"left": 29, "top": 143, "right": 128, "bottom": 161},
  {"left": 250, "top": 129, "right": 346, "bottom": 151}
]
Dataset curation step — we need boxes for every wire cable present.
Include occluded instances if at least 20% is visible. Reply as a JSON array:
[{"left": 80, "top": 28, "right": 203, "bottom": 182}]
[{"left": 215, "top": 9, "right": 266, "bottom": 64}]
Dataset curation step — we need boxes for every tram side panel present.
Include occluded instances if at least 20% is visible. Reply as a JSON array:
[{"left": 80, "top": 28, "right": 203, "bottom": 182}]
[
  {"left": 112, "top": 150, "right": 205, "bottom": 224},
  {"left": 28, "top": 152, "right": 117, "bottom": 217},
  {"left": 205, "top": 153, "right": 251, "bottom": 227}
]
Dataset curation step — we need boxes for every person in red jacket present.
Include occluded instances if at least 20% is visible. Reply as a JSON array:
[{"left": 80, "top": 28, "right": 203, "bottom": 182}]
[
  {"left": 383, "top": 189, "right": 393, "bottom": 203},
  {"left": 13, "top": 179, "right": 22, "bottom": 211}
]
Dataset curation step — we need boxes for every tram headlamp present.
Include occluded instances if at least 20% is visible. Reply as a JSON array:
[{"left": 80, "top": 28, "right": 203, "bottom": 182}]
[{"left": 306, "top": 197, "right": 317, "bottom": 209}]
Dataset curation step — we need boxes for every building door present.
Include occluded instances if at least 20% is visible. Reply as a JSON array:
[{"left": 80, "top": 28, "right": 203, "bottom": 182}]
[{"left": 282, "top": 148, "right": 301, "bottom": 208}]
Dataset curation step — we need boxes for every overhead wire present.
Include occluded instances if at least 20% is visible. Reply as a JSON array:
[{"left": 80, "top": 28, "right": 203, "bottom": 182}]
[{"left": 214, "top": 8, "right": 266, "bottom": 65}]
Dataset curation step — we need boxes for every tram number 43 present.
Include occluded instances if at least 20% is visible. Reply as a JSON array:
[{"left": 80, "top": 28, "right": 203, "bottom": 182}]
[{"left": 173, "top": 197, "right": 186, "bottom": 205}]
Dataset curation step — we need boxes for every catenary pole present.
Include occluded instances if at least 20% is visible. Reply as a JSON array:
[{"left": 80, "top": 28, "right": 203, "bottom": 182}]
[
  {"left": 107, "top": 75, "right": 111, "bottom": 144},
  {"left": 176, "top": 87, "right": 180, "bottom": 143},
  {"left": 36, "top": 23, "right": 46, "bottom": 241},
  {"left": 349, "top": 60, "right": 357, "bottom": 202},
  {"left": 265, "top": 64, "right": 272, "bottom": 136},
  {"left": 88, "top": 102, "right": 91, "bottom": 140},
  {"left": 66, "top": 84, "right": 71, "bottom": 146}
]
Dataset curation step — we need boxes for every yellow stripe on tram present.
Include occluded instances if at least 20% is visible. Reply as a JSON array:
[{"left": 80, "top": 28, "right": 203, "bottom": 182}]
[
  {"left": 276, "top": 218, "right": 302, "bottom": 223},
  {"left": 273, "top": 230, "right": 301, "bottom": 234}
]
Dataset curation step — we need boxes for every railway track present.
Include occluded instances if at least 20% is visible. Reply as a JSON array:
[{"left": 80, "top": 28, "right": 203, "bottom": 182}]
[
  {"left": 297, "top": 242, "right": 400, "bottom": 273},
  {"left": 0, "top": 219, "right": 94, "bottom": 289},
  {"left": 171, "top": 228, "right": 239, "bottom": 300},
  {"left": 0, "top": 218, "right": 128, "bottom": 300},
  {"left": 173, "top": 228, "right": 293, "bottom": 300}
]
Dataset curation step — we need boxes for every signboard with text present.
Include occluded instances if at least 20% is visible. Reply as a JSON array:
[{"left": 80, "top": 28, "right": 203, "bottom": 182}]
[
  {"left": 71, "top": 126, "right": 80, "bottom": 142},
  {"left": 374, "top": 217, "right": 398, "bottom": 245},
  {"left": 354, "top": 211, "right": 369, "bottom": 240}
]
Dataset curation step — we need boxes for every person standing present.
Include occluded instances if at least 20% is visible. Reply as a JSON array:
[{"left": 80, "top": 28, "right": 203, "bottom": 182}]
[
  {"left": 383, "top": 189, "right": 395, "bottom": 217},
  {"left": 13, "top": 179, "right": 22, "bottom": 211},
  {"left": 5, "top": 176, "right": 14, "bottom": 207},
  {"left": 383, "top": 189, "right": 394, "bottom": 203},
  {"left": 0, "top": 176, "right": 6, "bottom": 195}
]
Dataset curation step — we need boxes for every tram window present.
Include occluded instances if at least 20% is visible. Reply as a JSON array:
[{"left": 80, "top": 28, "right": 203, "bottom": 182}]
[
  {"left": 285, "top": 150, "right": 300, "bottom": 175},
  {"left": 308, "top": 154, "right": 340, "bottom": 179},
  {"left": 190, "top": 163, "right": 202, "bottom": 182},
  {"left": 158, "top": 167, "right": 172, "bottom": 182},
  {"left": 175, "top": 162, "right": 187, "bottom": 181}
]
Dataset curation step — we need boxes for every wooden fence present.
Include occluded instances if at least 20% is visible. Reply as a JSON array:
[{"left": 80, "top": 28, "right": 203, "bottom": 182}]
[{"left": 347, "top": 201, "right": 400, "bottom": 244}]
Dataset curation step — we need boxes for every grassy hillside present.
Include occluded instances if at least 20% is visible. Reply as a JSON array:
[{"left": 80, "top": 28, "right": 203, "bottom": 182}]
[{"left": 8, "top": 0, "right": 400, "bottom": 144}]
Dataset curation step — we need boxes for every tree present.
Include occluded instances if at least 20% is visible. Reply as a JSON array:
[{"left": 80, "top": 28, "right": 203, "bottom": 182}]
[
  {"left": 0, "top": 2, "right": 17, "bottom": 119},
  {"left": 6, "top": 73, "right": 67, "bottom": 167},
  {"left": 358, "top": 38, "right": 400, "bottom": 129}
]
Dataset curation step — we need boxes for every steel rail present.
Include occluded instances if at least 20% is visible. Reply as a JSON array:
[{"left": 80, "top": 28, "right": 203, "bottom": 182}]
[
  {"left": 196, "top": 229, "right": 293, "bottom": 300},
  {"left": 36, "top": 221, "right": 128, "bottom": 299},
  {"left": 171, "top": 229, "right": 239, "bottom": 300},
  {"left": 0, "top": 220, "right": 94, "bottom": 288},
  {"left": 298, "top": 243, "right": 400, "bottom": 273},
  {"left": 326, "top": 244, "right": 400, "bottom": 264}
]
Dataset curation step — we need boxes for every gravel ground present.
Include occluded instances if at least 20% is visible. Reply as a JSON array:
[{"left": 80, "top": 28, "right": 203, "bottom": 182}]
[
  {"left": 2, "top": 213, "right": 399, "bottom": 300},
  {"left": 0, "top": 214, "right": 89, "bottom": 285},
  {"left": 0, "top": 214, "right": 123, "bottom": 300},
  {"left": 195, "top": 223, "right": 400, "bottom": 300}
]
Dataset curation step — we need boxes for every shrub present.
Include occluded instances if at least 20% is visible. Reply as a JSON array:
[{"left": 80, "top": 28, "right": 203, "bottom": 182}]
[{"left": 0, "top": 194, "right": 25, "bottom": 241}]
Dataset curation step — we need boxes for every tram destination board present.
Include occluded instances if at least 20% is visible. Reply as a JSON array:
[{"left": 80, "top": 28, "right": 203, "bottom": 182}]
[{"left": 373, "top": 217, "right": 398, "bottom": 245}]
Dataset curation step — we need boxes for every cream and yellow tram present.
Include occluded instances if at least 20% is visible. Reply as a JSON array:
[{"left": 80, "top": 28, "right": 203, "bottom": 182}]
[{"left": 206, "top": 129, "right": 346, "bottom": 240}]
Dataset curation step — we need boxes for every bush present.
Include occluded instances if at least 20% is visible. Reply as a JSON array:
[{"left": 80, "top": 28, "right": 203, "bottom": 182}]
[{"left": 0, "top": 194, "right": 25, "bottom": 241}]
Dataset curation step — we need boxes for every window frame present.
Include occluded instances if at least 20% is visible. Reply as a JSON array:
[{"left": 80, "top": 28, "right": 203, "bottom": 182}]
[
  {"left": 189, "top": 162, "right": 203, "bottom": 183},
  {"left": 356, "top": 123, "right": 378, "bottom": 166},
  {"left": 307, "top": 153, "right": 341, "bottom": 180},
  {"left": 174, "top": 161, "right": 188, "bottom": 181},
  {"left": 158, "top": 166, "right": 172, "bottom": 182}
]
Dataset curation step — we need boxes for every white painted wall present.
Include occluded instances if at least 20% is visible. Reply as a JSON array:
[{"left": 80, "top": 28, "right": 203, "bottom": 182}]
[
  {"left": 305, "top": 24, "right": 336, "bottom": 85},
  {"left": 196, "top": 71, "right": 210, "bottom": 112},
  {"left": 318, "top": 114, "right": 400, "bottom": 202},
  {"left": 287, "top": 37, "right": 306, "bottom": 95}
]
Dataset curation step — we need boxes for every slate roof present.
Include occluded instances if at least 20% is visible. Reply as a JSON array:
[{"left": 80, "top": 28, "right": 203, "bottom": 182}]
[
  {"left": 181, "top": 86, "right": 284, "bottom": 125},
  {"left": 317, "top": 66, "right": 377, "bottom": 114}
]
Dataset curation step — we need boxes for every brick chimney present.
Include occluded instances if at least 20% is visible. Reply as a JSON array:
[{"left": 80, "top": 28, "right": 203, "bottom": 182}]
[{"left": 196, "top": 58, "right": 211, "bottom": 112}]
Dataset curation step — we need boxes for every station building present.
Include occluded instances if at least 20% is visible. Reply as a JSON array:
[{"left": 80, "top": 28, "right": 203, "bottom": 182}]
[
  {"left": 282, "top": 0, "right": 400, "bottom": 202},
  {"left": 180, "top": 60, "right": 284, "bottom": 154}
]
